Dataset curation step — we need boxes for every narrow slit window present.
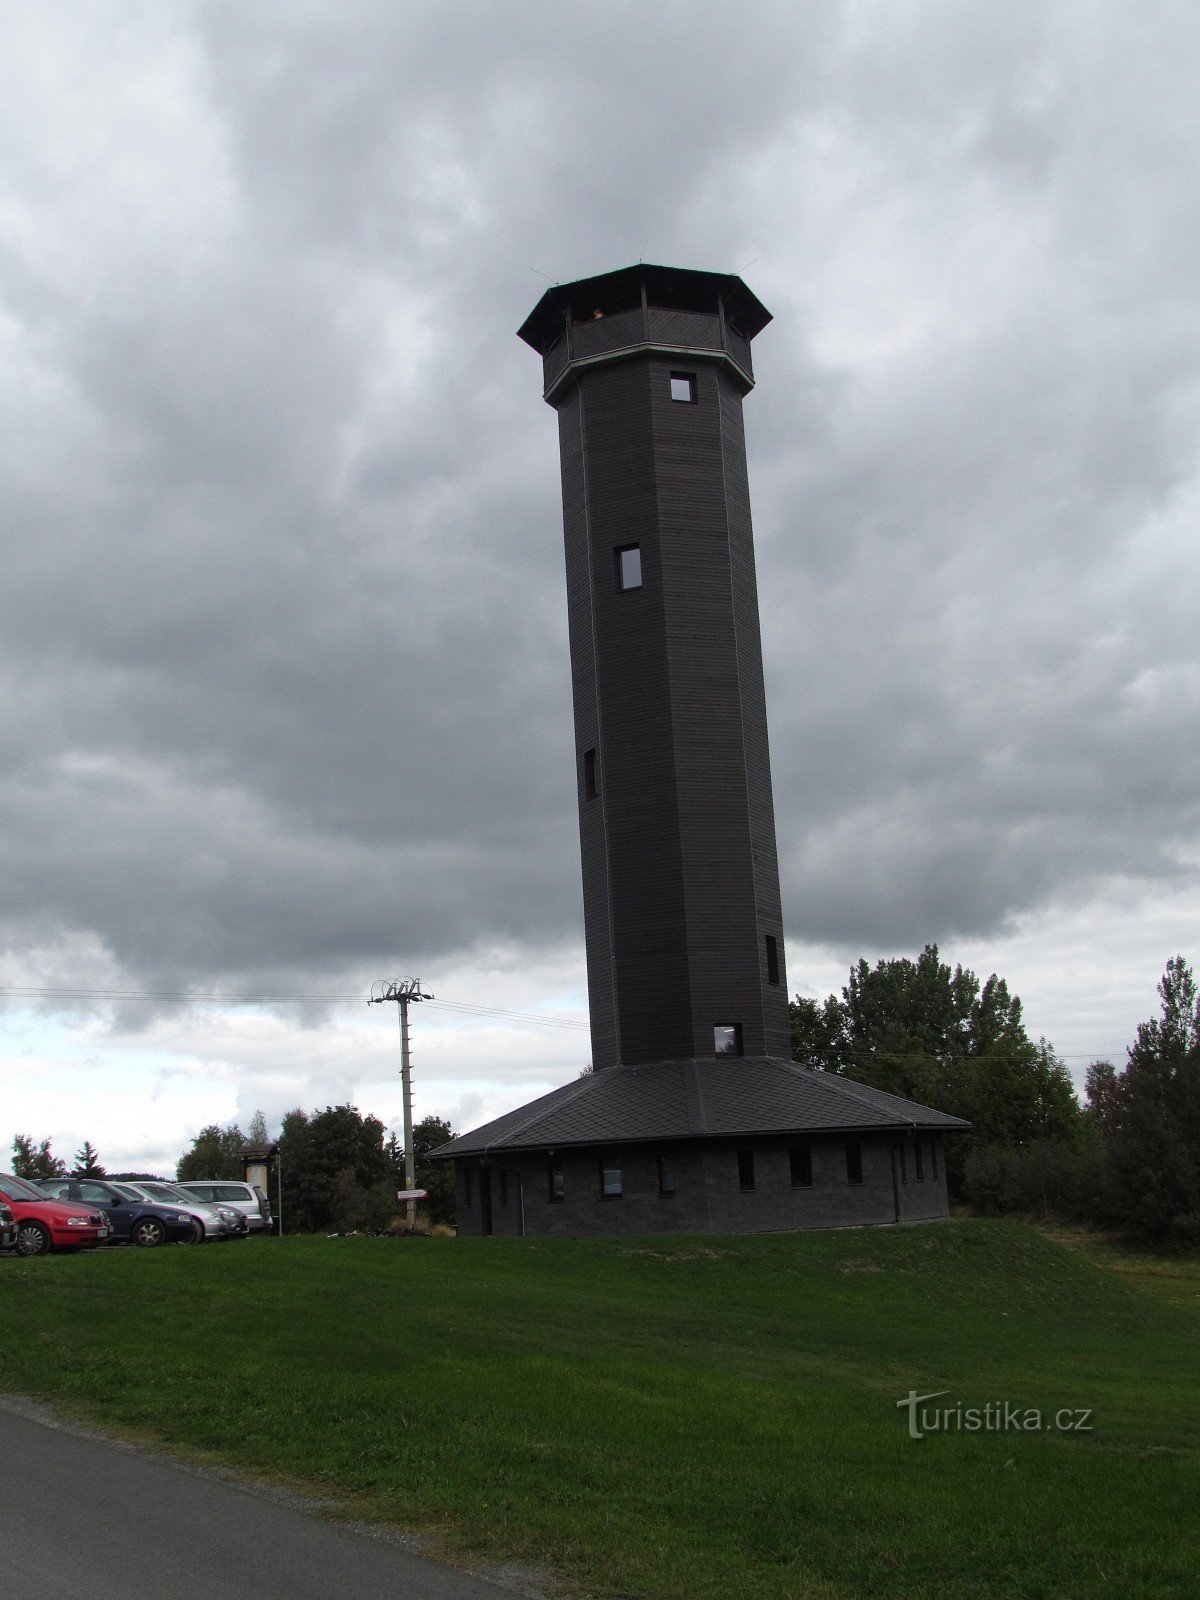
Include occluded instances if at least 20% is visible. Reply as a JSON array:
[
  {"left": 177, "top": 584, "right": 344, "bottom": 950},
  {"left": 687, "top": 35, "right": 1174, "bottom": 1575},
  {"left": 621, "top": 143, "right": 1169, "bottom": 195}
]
[
  {"left": 898, "top": 1143, "right": 908, "bottom": 1185},
  {"left": 599, "top": 1155, "right": 622, "bottom": 1199},
  {"left": 616, "top": 544, "right": 642, "bottom": 591},
  {"left": 548, "top": 1156, "right": 564, "bottom": 1204},
  {"left": 931, "top": 1140, "right": 939, "bottom": 1181},
  {"left": 584, "top": 748, "right": 598, "bottom": 801},
  {"left": 737, "top": 1147, "right": 756, "bottom": 1192},
  {"left": 714, "top": 1024, "right": 743, "bottom": 1056},
  {"left": 499, "top": 1168, "right": 509, "bottom": 1206},
  {"left": 657, "top": 1153, "right": 676, "bottom": 1197},
  {"left": 846, "top": 1139, "right": 863, "bottom": 1186},
  {"left": 789, "top": 1143, "right": 813, "bottom": 1187},
  {"left": 765, "top": 934, "right": 780, "bottom": 986},
  {"left": 465, "top": 1167, "right": 473, "bottom": 1207},
  {"left": 915, "top": 1141, "right": 924, "bottom": 1183},
  {"left": 670, "top": 372, "right": 697, "bottom": 403}
]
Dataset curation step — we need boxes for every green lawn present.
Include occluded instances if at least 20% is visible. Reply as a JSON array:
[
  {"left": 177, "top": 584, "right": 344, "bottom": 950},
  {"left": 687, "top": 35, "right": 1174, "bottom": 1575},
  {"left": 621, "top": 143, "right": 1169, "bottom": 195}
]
[{"left": 1, "top": 1220, "right": 1196, "bottom": 1599}]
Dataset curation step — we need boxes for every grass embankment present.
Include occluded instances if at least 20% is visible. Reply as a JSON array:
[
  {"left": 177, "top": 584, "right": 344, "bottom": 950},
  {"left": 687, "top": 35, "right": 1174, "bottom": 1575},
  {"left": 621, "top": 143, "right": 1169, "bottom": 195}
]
[{"left": 1, "top": 1221, "right": 1196, "bottom": 1600}]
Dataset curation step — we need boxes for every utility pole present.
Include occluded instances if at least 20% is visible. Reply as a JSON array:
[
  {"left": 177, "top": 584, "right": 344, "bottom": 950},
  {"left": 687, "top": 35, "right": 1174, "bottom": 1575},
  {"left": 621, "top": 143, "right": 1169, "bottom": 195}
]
[{"left": 369, "top": 978, "right": 433, "bottom": 1229}]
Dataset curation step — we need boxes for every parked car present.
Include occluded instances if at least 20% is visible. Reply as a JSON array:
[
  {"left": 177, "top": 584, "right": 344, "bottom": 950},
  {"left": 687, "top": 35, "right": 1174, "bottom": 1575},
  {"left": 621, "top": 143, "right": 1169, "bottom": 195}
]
[
  {"left": 0, "top": 1173, "right": 110, "bottom": 1255},
  {"left": 120, "top": 1180, "right": 248, "bottom": 1241},
  {"left": 0, "top": 1198, "right": 18, "bottom": 1252},
  {"left": 178, "top": 1181, "right": 272, "bottom": 1233},
  {"left": 32, "top": 1177, "right": 195, "bottom": 1247}
]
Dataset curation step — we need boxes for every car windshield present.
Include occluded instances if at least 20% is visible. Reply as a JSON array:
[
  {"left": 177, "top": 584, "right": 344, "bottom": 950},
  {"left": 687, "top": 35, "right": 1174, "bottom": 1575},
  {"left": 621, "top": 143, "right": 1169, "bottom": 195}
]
[
  {"left": 111, "top": 1183, "right": 145, "bottom": 1200},
  {"left": 140, "top": 1182, "right": 188, "bottom": 1202},
  {"left": 0, "top": 1172, "right": 53, "bottom": 1201}
]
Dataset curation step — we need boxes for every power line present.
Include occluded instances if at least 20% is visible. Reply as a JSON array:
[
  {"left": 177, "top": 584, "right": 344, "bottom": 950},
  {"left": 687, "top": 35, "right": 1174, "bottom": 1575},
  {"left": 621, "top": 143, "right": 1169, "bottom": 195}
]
[{"left": 0, "top": 984, "right": 588, "bottom": 1030}]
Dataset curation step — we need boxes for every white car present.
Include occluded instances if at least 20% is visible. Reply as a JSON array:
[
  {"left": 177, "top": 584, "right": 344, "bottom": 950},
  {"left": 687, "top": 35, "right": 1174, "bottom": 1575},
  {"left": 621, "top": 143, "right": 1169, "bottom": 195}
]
[{"left": 178, "top": 1181, "right": 273, "bottom": 1233}]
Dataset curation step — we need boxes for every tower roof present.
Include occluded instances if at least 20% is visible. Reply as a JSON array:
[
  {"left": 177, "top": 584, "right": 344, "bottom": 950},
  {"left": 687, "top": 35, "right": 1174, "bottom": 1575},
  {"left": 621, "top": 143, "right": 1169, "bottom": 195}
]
[{"left": 517, "top": 263, "right": 772, "bottom": 356}]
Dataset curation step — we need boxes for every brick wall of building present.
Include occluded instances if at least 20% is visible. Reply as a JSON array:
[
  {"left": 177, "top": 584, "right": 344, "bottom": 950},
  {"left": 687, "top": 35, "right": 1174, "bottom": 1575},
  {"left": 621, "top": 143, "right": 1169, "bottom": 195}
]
[{"left": 452, "top": 1132, "right": 949, "bottom": 1238}]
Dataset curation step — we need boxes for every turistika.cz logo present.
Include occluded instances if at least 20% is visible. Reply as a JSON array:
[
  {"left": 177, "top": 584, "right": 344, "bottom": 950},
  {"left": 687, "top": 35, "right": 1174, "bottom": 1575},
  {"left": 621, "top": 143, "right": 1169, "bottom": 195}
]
[{"left": 897, "top": 1390, "right": 1094, "bottom": 1441}]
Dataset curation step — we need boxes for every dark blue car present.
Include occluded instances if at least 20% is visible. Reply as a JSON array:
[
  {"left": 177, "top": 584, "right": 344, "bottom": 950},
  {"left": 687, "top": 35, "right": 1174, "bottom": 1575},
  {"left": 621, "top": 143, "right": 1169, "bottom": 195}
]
[{"left": 32, "top": 1178, "right": 196, "bottom": 1247}]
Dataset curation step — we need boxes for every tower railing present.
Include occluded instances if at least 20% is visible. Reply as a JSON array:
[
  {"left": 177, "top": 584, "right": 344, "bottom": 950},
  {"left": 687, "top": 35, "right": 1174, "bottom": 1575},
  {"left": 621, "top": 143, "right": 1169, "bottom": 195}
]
[{"left": 542, "top": 304, "right": 754, "bottom": 396}]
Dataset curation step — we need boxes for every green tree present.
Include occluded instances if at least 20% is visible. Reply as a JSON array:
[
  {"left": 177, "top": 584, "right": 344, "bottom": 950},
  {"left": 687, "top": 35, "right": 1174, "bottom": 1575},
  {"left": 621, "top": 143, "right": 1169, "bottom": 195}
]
[
  {"left": 412, "top": 1115, "right": 455, "bottom": 1226},
  {"left": 72, "top": 1140, "right": 106, "bottom": 1177},
  {"left": 12, "top": 1135, "right": 67, "bottom": 1179},
  {"left": 791, "top": 945, "right": 1082, "bottom": 1194},
  {"left": 1094, "top": 956, "right": 1200, "bottom": 1247},
  {"left": 176, "top": 1122, "right": 247, "bottom": 1182},
  {"left": 247, "top": 1109, "right": 270, "bottom": 1146},
  {"left": 276, "top": 1104, "right": 392, "bottom": 1233}
]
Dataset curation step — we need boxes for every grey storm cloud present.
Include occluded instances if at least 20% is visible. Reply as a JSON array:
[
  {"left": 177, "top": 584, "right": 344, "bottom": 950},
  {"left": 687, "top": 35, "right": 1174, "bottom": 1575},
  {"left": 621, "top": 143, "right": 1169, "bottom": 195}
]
[{"left": 1, "top": 0, "right": 1198, "bottom": 1011}]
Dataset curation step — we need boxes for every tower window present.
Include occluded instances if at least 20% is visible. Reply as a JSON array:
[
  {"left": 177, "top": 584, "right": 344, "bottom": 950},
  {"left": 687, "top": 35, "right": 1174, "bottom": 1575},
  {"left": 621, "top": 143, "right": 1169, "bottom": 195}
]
[
  {"left": 846, "top": 1140, "right": 863, "bottom": 1186},
  {"left": 714, "top": 1024, "right": 743, "bottom": 1056},
  {"left": 657, "top": 1153, "right": 676, "bottom": 1197},
  {"left": 789, "top": 1143, "right": 813, "bottom": 1187},
  {"left": 599, "top": 1155, "right": 622, "bottom": 1199},
  {"left": 584, "top": 748, "right": 598, "bottom": 801},
  {"left": 616, "top": 544, "right": 642, "bottom": 590},
  {"left": 670, "top": 372, "right": 697, "bottom": 403},
  {"left": 737, "top": 1147, "right": 756, "bottom": 1191},
  {"left": 765, "top": 934, "right": 780, "bottom": 986}
]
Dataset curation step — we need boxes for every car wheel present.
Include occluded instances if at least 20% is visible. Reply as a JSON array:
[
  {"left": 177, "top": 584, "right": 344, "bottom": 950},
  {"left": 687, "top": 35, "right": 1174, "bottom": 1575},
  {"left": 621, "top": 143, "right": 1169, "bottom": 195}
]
[
  {"left": 15, "top": 1221, "right": 51, "bottom": 1257},
  {"left": 131, "top": 1217, "right": 167, "bottom": 1248},
  {"left": 184, "top": 1219, "right": 204, "bottom": 1244}
]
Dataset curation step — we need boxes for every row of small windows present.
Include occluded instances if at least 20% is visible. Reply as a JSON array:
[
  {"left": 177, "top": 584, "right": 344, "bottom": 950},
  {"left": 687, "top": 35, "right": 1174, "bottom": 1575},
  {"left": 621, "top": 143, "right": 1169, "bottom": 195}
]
[{"left": 539, "top": 1139, "right": 940, "bottom": 1202}]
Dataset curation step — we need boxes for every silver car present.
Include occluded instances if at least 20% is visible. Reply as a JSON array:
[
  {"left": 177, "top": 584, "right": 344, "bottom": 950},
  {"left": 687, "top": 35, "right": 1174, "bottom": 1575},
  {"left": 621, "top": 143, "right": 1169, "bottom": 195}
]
[
  {"left": 178, "top": 1180, "right": 272, "bottom": 1233},
  {"left": 122, "top": 1181, "right": 248, "bottom": 1242}
]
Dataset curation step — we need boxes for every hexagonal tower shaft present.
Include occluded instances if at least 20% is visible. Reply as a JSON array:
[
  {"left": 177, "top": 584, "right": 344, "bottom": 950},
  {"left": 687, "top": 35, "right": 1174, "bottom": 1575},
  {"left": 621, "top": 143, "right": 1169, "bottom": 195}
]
[{"left": 519, "top": 265, "right": 789, "bottom": 1069}]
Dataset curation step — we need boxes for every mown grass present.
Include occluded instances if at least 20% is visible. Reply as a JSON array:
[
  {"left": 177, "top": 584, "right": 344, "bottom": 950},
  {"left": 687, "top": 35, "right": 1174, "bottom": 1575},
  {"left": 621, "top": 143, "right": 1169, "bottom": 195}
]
[{"left": 1, "top": 1220, "right": 1196, "bottom": 1599}]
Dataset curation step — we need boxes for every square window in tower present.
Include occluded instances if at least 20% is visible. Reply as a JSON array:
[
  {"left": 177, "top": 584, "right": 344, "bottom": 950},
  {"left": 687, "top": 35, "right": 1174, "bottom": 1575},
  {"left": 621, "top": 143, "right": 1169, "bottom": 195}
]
[
  {"left": 670, "top": 372, "right": 697, "bottom": 403},
  {"left": 714, "top": 1024, "right": 743, "bottom": 1056},
  {"left": 616, "top": 544, "right": 642, "bottom": 590}
]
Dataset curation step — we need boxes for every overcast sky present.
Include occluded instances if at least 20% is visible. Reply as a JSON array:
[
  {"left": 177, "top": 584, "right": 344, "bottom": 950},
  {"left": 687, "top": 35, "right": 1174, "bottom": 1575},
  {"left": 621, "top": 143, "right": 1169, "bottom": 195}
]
[{"left": 2, "top": 1, "right": 1198, "bottom": 1176}]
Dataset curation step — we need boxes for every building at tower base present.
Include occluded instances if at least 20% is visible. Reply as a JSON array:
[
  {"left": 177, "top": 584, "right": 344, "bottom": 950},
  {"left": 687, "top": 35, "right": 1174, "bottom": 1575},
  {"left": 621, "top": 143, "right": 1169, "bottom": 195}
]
[{"left": 431, "top": 265, "right": 966, "bottom": 1234}]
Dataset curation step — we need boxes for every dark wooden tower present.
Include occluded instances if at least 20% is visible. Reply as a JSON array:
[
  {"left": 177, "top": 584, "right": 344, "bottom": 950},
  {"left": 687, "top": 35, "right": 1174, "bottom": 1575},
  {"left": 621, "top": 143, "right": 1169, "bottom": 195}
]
[{"left": 519, "top": 265, "right": 789, "bottom": 1071}]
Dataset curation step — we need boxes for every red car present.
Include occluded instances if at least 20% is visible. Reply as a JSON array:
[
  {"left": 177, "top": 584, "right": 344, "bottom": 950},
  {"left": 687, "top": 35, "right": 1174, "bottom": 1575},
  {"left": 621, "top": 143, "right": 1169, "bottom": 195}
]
[{"left": 0, "top": 1172, "right": 110, "bottom": 1256}]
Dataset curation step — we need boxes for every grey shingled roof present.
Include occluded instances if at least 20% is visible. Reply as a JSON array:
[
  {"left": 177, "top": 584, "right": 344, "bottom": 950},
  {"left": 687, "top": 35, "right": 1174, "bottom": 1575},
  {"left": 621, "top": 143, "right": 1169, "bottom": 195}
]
[{"left": 431, "top": 1056, "right": 968, "bottom": 1159}]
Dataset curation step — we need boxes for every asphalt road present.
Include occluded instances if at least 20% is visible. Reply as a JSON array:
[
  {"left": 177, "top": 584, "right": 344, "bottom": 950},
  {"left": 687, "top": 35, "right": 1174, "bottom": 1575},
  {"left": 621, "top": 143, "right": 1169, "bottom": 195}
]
[{"left": 0, "top": 1398, "right": 543, "bottom": 1600}]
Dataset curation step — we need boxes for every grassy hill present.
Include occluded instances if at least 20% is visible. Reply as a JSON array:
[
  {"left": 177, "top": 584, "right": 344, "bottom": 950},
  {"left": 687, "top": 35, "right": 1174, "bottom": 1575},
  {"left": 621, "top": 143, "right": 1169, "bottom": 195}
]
[{"left": 2, "top": 1220, "right": 1196, "bottom": 1599}]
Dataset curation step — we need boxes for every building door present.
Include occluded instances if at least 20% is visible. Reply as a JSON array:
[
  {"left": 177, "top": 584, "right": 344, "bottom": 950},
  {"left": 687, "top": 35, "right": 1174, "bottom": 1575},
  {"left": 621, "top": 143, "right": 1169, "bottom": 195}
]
[{"left": 479, "top": 1166, "right": 493, "bottom": 1236}]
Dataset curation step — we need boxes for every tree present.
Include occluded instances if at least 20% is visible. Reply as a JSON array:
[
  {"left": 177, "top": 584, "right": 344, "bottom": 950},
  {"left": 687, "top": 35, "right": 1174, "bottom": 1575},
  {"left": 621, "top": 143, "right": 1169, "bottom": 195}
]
[
  {"left": 247, "top": 1109, "right": 270, "bottom": 1146},
  {"left": 412, "top": 1115, "right": 455, "bottom": 1226},
  {"left": 73, "top": 1140, "right": 106, "bottom": 1177},
  {"left": 276, "top": 1104, "right": 393, "bottom": 1233},
  {"left": 790, "top": 945, "right": 1083, "bottom": 1194},
  {"left": 177, "top": 1123, "right": 246, "bottom": 1182},
  {"left": 11, "top": 1135, "right": 67, "bottom": 1179},
  {"left": 1092, "top": 956, "right": 1200, "bottom": 1247}
]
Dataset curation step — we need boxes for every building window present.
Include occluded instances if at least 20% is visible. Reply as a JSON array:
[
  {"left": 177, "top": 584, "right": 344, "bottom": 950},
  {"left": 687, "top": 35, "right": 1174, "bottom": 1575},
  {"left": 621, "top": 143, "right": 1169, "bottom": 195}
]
[
  {"left": 499, "top": 1168, "right": 509, "bottom": 1206},
  {"left": 657, "top": 1153, "right": 676, "bottom": 1197},
  {"left": 670, "top": 372, "right": 697, "bottom": 403},
  {"left": 765, "top": 934, "right": 780, "bottom": 986},
  {"left": 714, "top": 1023, "right": 743, "bottom": 1056},
  {"left": 789, "top": 1143, "right": 812, "bottom": 1187},
  {"left": 915, "top": 1140, "right": 924, "bottom": 1183},
  {"left": 898, "top": 1143, "right": 908, "bottom": 1185},
  {"left": 584, "top": 747, "right": 598, "bottom": 801},
  {"left": 465, "top": 1167, "right": 473, "bottom": 1207},
  {"left": 930, "top": 1139, "right": 939, "bottom": 1182},
  {"left": 600, "top": 1155, "right": 622, "bottom": 1199},
  {"left": 616, "top": 544, "right": 642, "bottom": 591},
  {"left": 548, "top": 1155, "right": 564, "bottom": 1203},
  {"left": 846, "top": 1139, "right": 863, "bottom": 1186},
  {"left": 737, "top": 1147, "right": 756, "bottom": 1191}
]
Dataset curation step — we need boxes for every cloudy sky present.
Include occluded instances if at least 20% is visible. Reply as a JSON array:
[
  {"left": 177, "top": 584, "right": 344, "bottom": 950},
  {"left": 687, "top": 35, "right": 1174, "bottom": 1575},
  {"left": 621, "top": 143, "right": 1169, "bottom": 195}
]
[{"left": 2, "top": 0, "right": 1198, "bottom": 1177}]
